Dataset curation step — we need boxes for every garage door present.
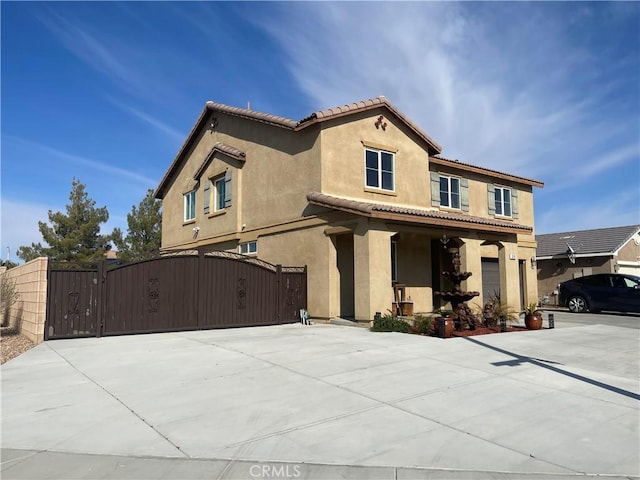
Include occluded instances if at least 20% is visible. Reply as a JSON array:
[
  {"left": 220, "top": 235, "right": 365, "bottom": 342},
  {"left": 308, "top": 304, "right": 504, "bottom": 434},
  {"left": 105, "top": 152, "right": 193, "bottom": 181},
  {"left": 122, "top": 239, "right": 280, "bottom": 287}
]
[{"left": 618, "top": 261, "right": 640, "bottom": 276}]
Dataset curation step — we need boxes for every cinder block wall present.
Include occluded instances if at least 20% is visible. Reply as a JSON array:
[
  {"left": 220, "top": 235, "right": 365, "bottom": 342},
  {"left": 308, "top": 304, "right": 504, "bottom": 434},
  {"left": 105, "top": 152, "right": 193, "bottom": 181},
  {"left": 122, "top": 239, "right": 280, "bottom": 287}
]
[{"left": 0, "top": 257, "right": 48, "bottom": 344}]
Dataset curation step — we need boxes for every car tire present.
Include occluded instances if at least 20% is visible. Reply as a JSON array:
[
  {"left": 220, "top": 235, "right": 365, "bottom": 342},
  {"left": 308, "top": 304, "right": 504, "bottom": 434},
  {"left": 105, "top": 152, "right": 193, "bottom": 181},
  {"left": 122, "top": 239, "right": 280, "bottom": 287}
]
[{"left": 567, "top": 295, "right": 588, "bottom": 313}]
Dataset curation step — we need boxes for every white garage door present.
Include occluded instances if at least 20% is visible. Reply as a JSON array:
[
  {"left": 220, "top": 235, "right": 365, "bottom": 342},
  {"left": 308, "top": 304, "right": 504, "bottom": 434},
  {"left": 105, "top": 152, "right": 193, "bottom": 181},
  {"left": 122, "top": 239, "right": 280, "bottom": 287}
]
[{"left": 618, "top": 261, "right": 640, "bottom": 276}]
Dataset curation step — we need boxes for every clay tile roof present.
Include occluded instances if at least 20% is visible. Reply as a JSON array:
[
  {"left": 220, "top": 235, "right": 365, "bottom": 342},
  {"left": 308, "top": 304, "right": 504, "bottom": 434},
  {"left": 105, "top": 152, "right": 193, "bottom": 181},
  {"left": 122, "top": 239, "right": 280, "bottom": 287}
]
[
  {"left": 212, "top": 142, "right": 246, "bottom": 160},
  {"left": 206, "top": 101, "right": 298, "bottom": 129},
  {"left": 536, "top": 225, "right": 640, "bottom": 258},
  {"left": 307, "top": 192, "right": 532, "bottom": 234},
  {"left": 430, "top": 156, "right": 544, "bottom": 188},
  {"left": 193, "top": 142, "right": 246, "bottom": 180},
  {"left": 298, "top": 96, "right": 442, "bottom": 154}
]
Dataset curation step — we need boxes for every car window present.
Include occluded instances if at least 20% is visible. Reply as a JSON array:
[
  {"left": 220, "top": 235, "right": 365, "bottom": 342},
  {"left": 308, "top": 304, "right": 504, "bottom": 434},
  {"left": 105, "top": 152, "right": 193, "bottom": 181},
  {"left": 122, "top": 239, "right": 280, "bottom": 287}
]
[
  {"left": 620, "top": 277, "right": 640, "bottom": 288},
  {"left": 579, "top": 275, "right": 608, "bottom": 286}
]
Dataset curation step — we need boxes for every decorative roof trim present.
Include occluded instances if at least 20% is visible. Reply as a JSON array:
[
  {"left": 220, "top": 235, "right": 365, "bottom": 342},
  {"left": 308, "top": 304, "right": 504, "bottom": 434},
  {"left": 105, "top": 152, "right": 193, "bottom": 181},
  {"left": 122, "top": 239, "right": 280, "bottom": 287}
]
[
  {"left": 307, "top": 192, "right": 531, "bottom": 235},
  {"left": 430, "top": 156, "right": 544, "bottom": 188},
  {"left": 193, "top": 142, "right": 246, "bottom": 180}
]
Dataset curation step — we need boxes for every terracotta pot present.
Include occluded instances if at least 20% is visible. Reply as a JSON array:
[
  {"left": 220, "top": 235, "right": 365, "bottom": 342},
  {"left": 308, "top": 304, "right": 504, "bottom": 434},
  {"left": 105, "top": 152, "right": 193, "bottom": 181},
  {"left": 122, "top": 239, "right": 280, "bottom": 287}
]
[
  {"left": 436, "top": 317, "right": 455, "bottom": 338},
  {"left": 525, "top": 313, "right": 543, "bottom": 330}
]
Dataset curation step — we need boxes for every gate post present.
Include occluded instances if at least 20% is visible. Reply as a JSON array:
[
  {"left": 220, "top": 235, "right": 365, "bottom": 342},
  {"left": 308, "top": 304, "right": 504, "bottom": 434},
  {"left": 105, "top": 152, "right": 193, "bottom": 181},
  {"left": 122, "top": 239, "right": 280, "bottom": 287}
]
[
  {"left": 44, "top": 257, "right": 52, "bottom": 341},
  {"left": 96, "top": 261, "right": 105, "bottom": 338},
  {"left": 276, "top": 264, "right": 282, "bottom": 324}
]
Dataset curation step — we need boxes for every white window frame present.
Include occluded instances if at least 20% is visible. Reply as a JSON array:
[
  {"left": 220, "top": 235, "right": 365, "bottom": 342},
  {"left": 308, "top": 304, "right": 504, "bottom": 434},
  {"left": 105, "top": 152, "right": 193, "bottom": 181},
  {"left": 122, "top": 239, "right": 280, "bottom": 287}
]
[
  {"left": 439, "top": 175, "right": 461, "bottom": 209},
  {"left": 364, "top": 148, "right": 395, "bottom": 192},
  {"left": 184, "top": 190, "right": 196, "bottom": 222},
  {"left": 213, "top": 176, "right": 226, "bottom": 211},
  {"left": 239, "top": 241, "right": 257, "bottom": 255},
  {"left": 494, "top": 186, "right": 512, "bottom": 217}
]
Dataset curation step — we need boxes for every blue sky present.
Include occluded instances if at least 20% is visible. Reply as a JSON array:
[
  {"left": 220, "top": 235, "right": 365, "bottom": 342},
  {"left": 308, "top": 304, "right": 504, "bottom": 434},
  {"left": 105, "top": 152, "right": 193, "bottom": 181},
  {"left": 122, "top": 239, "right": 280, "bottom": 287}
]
[{"left": 2, "top": 2, "right": 639, "bottom": 262}]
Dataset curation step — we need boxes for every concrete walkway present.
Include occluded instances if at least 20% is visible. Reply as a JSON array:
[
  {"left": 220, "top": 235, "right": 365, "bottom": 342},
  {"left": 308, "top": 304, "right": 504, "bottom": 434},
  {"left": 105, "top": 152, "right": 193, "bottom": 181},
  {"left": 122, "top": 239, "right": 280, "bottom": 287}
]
[{"left": 2, "top": 321, "right": 639, "bottom": 479}]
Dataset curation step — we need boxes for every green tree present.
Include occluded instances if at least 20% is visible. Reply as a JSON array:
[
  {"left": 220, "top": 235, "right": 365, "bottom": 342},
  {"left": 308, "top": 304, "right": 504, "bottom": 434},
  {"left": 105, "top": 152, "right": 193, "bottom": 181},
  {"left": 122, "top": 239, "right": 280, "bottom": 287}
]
[
  {"left": 17, "top": 178, "right": 111, "bottom": 263},
  {"left": 112, "top": 189, "right": 162, "bottom": 261}
]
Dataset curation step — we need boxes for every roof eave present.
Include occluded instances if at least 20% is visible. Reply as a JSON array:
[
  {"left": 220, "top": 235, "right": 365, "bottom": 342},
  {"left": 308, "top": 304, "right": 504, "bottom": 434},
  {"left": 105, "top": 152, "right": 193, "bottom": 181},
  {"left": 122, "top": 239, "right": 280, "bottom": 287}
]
[
  {"left": 430, "top": 156, "right": 544, "bottom": 188},
  {"left": 154, "top": 105, "right": 210, "bottom": 199},
  {"left": 307, "top": 194, "right": 530, "bottom": 235},
  {"left": 297, "top": 99, "right": 442, "bottom": 155}
]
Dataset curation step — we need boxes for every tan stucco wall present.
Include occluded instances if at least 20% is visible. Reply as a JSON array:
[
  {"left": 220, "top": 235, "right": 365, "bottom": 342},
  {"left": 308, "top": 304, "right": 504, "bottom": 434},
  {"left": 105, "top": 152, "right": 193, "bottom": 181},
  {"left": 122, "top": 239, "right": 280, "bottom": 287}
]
[
  {"left": 161, "top": 112, "right": 322, "bottom": 252},
  {"left": 617, "top": 235, "right": 640, "bottom": 263},
  {"left": 0, "top": 257, "right": 48, "bottom": 344},
  {"left": 319, "top": 109, "right": 432, "bottom": 207},
  {"left": 394, "top": 232, "right": 433, "bottom": 313}
]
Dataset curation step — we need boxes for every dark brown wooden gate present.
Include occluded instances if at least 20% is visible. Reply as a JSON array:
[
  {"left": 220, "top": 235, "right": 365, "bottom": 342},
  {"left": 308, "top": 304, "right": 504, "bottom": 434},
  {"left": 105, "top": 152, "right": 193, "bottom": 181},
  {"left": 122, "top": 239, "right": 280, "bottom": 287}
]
[{"left": 45, "top": 252, "right": 307, "bottom": 340}]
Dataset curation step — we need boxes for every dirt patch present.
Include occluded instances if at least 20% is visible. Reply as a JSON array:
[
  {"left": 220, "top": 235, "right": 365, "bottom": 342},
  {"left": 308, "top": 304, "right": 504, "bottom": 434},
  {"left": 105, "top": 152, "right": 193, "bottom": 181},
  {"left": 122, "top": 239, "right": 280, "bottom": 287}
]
[{"left": 1, "top": 328, "right": 35, "bottom": 365}]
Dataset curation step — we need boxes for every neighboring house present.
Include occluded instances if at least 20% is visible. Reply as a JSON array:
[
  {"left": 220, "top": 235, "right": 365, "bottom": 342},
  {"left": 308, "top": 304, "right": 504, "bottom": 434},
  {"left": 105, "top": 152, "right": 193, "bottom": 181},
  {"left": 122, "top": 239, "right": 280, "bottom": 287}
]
[
  {"left": 155, "top": 96, "right": 544, "bottom": 321},
  {"left": 536, "top": 225, "right": 640, "bottom": 304}
]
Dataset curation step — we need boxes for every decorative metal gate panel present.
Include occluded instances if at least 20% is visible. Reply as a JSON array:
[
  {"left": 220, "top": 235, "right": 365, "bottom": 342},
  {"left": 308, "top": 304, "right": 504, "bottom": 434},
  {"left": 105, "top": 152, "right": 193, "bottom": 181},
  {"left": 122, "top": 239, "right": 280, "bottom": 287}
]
[
  {"left": 46, "top": 269, "right": 100, "bottom": 339},
  {"left": 45, "top": 252, "right": 307, "bottom": 339}
]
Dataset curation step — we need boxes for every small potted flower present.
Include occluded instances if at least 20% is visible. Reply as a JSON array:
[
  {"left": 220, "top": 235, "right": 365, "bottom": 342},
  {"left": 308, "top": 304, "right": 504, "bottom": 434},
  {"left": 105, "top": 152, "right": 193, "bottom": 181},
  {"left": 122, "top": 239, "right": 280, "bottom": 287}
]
[{"left": 522, "top": 303, "right": 543, "bottom": 330}]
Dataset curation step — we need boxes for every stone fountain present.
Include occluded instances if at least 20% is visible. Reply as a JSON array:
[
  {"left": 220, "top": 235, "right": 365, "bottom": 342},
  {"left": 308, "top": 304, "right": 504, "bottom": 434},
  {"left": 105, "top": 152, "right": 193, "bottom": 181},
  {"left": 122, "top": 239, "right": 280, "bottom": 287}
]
[{"left": 436, "top": 247, "right": 480, "bottom": 330}]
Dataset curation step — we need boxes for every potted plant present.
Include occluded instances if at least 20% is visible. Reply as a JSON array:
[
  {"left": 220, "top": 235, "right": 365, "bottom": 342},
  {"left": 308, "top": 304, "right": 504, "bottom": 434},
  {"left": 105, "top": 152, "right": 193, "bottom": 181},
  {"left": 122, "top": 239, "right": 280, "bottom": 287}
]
[
  {"left": 434, "top": 309, "right": 456, "bottom": 338},
  {"left": 522, "top": 302, "right": 543, "bottom": 330}
]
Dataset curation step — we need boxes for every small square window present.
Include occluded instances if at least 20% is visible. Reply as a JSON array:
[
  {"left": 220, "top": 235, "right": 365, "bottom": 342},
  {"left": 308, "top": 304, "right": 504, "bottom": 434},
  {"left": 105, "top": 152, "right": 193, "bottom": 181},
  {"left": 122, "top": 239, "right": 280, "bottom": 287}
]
[{"left": 239, "top": 241, "right": 257, "bottom": 255}]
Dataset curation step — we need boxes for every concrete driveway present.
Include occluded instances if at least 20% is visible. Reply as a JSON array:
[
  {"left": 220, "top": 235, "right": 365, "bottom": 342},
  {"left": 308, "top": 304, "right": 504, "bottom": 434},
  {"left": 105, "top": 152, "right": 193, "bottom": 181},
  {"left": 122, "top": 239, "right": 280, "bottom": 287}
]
[{"left": 2, "top": 321, "right": 639, "bottom": 479}]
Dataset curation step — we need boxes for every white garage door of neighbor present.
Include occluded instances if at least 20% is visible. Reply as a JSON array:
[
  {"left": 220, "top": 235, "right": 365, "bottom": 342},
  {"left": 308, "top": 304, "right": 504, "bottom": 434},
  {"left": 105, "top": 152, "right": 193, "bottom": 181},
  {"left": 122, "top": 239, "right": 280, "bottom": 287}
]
[{"left": 618, "top": 261, "right": 640, "bottom": 276}]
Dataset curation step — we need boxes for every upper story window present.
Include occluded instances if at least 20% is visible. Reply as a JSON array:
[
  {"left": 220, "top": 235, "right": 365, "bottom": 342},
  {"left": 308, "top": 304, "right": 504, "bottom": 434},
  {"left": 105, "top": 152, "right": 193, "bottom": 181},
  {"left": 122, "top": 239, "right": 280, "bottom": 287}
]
[
  {"left": 214, "top": 176, "right": 226, "bottom": 211},
  {"left": 440, "top": 176, "right": 460, "bottom": 209},
  {"left": 203, "top": 171, "right": 233, "bottom": 215},
  {"left": 430, "top": 172, "right": 468, "bottom": 211},
  {"left": 239, "top": 240, "right": 257, "bottom": 255},
  {"left": 488, "top": 184, "right": 519, "bottom": 218},
  {"left": 494, "top": 186, "right": 511, "bottom": 217},
  {"left": 184, "top": 190, "right": 196, "bottom": 222},
  {"left": 365, "top": 148, "right": 394, "bottom": 191}
]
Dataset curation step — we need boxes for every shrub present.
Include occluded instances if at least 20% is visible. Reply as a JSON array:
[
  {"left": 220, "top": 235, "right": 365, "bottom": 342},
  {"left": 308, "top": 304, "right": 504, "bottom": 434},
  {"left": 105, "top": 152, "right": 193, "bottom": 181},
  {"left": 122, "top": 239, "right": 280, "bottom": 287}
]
[
  {"left": 413, "top": 314, "right": 434, "bottom": 335},
  {"left": 1, "top": 275, "right": 20, "bottom": 327},
  {"left": 371, "top": 313, "right": 410, "bottom": 333}
]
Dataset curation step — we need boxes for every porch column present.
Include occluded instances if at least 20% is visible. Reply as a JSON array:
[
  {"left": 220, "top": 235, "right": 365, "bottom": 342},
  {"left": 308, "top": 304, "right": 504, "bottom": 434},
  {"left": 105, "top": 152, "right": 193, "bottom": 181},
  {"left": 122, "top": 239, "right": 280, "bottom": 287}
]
[
  {"left": 353, "top": 222, "right": 396, "bottom": 321},
  {"left": 459, "top": 237, "right": 482, "bottom": 301},
  {"left": 499, "top": 241, "right": 521, "bottom": 312}
]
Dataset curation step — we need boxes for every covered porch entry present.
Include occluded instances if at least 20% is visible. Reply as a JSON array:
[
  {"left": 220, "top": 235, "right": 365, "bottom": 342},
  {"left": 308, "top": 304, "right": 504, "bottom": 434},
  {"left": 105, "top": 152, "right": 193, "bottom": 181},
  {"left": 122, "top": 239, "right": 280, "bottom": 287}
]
[{"left": 308, "top": 193, "right": 532, "bottom": 322}]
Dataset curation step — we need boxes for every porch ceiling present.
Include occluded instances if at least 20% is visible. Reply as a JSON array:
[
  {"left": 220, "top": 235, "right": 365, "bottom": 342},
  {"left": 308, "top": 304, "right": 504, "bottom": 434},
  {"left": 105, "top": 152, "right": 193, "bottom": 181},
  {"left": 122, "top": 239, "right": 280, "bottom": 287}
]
[{"left": 307, "top": 192, "right": 532, "bottom": 235}]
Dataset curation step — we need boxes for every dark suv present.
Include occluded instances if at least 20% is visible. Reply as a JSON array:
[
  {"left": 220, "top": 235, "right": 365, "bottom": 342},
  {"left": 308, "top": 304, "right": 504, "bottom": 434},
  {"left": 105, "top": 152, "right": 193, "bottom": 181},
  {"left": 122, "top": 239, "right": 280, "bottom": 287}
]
[{"left": 558, "top": 273, "right": 640, "bottom": 313}]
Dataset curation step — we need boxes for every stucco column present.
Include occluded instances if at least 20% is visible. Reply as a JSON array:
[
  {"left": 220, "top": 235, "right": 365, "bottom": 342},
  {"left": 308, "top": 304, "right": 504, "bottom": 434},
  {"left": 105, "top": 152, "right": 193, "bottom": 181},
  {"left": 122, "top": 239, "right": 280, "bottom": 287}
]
[
  {"left": 499, "top": 241, "right": 521, "bottom": 312},
  {"left": 353, "top": 221, "right": 396, "bottom": 321},
  {"left": 459, "top": 237, "right": 482, "bottom": 300},
  {"left": 518, "top": 241, "right": 539, "bottom": 305}
]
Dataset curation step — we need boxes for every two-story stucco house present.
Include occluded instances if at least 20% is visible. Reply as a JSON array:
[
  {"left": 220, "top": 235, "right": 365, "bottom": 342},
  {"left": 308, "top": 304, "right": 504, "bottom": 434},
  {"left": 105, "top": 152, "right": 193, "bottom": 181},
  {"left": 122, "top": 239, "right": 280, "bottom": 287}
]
[{"left": 155, "top": 97, "right": 544, "bottom": 322}]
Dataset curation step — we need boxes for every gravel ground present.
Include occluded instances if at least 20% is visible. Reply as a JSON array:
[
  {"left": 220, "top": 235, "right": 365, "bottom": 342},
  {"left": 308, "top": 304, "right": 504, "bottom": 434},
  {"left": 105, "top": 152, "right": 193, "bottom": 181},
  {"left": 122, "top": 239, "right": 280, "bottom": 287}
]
[{"left": 1, "top": 328, "right": 35, "bottom": 365}]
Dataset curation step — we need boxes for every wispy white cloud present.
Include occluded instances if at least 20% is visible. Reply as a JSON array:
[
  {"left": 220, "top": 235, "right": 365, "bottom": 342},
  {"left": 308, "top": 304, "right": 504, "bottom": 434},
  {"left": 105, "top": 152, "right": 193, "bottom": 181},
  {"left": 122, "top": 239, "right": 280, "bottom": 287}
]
[
  {"left": 544, "top": 143, "right": 639, "bottom": 192},
  {"left": 38, "top": 12, "right": 147, "bottom": 97},
  {"left": 3, "top": 135, "right": 157, "bottom": 186},
  {"left": 106, "top": 96, "right": 186, "bottom": 143},
  {"left": 536, "top": 187, "right": 640, "bottom": 234},
  {"left": 258, "top": 2, "right": 638, "bottom": 186}
]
